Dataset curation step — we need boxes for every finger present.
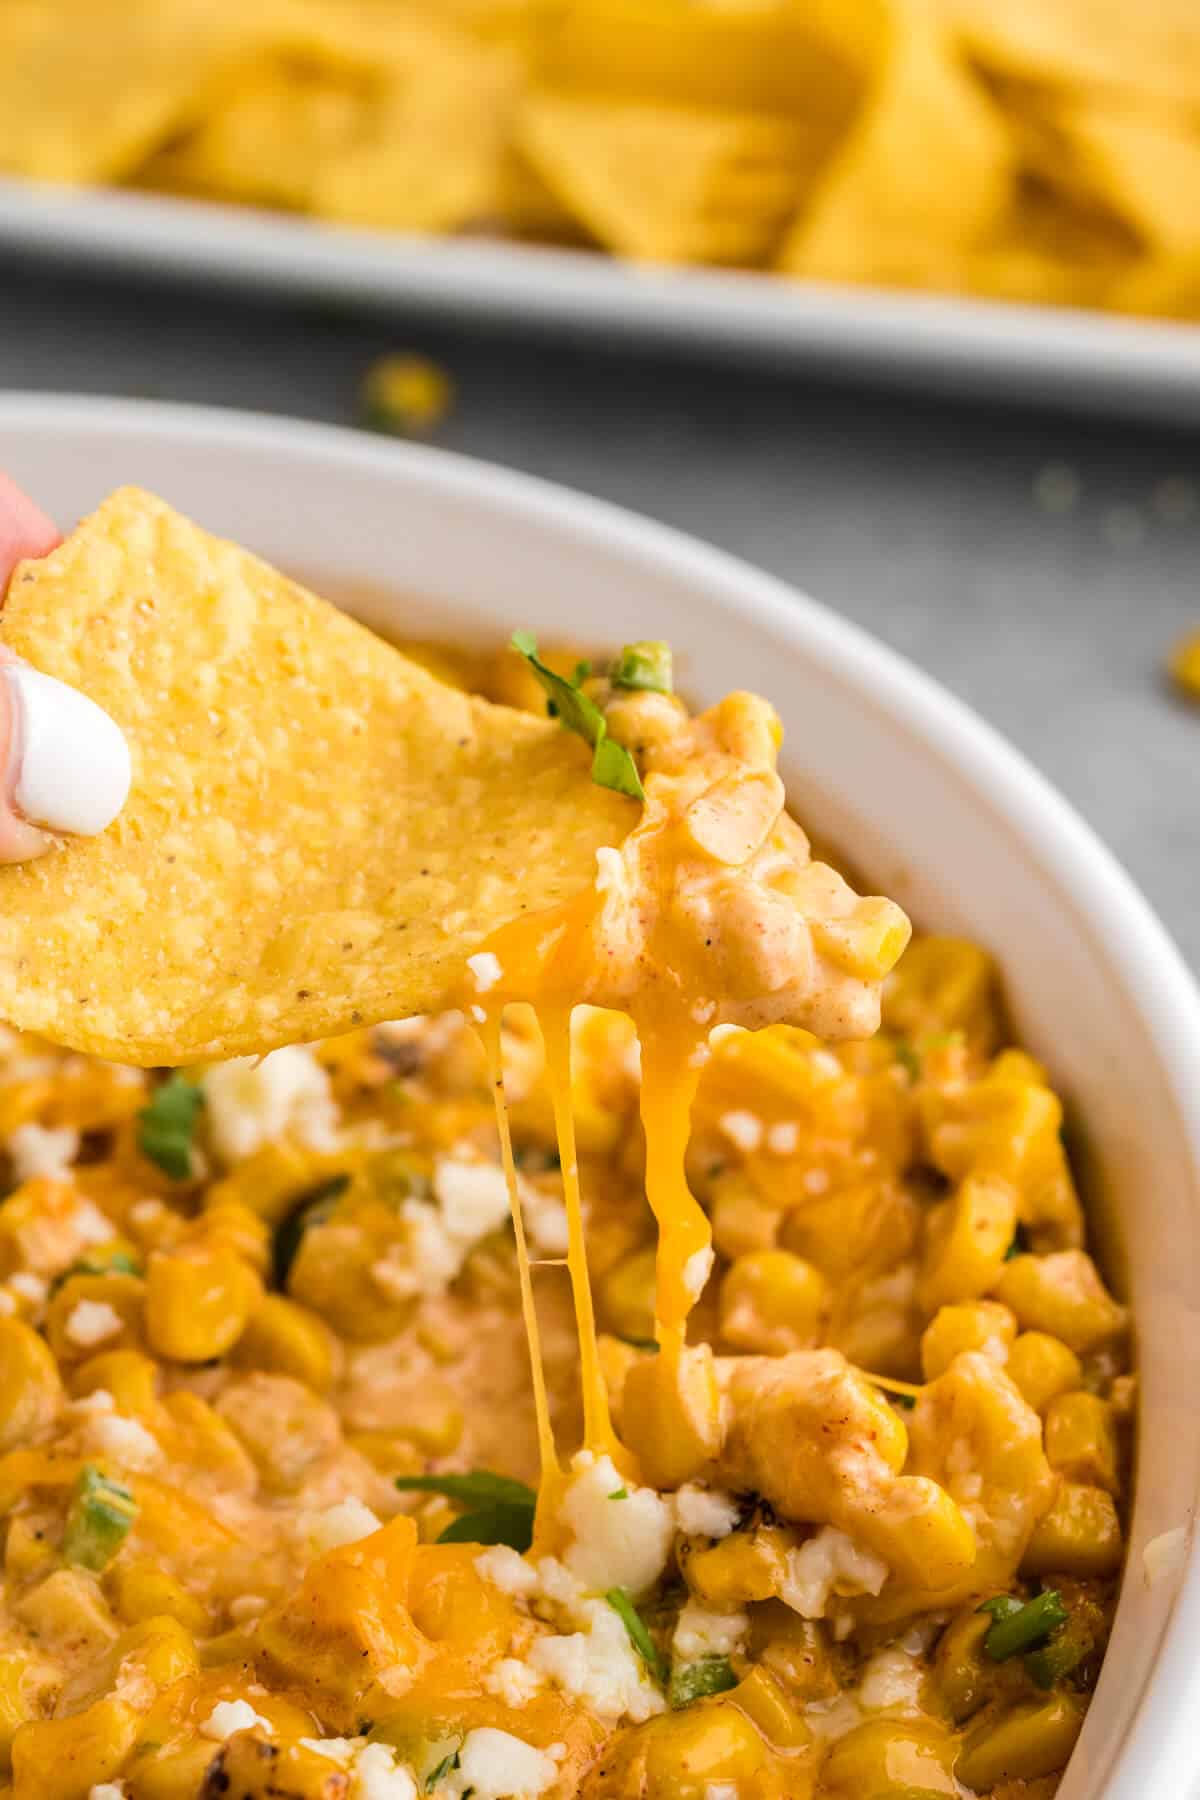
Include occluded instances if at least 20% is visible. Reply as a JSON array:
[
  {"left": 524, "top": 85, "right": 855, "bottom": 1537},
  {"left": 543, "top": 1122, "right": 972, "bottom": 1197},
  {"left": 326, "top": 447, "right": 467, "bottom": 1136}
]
[
  {"left": 0, "top": 656, "right": 132, "bottom": 864},
  {"left": 0, "top": 473, "right": 60, "bottom": 593}
]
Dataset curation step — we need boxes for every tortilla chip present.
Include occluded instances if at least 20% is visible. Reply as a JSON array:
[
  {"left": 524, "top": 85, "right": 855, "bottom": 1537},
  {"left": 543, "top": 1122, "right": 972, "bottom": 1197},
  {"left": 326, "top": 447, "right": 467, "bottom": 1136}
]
[
  {"left": 313, "top": 35, "right": 522, "bottom": 233},
  {"left": 519, "top": 95, "right": 824, "bottom": 266},
  {"left": 537, "top": 0, "right": 863, "bottom": 122},
  {"left": 0, "top": 490, "right": 632, "bottom": 1066},
  {"left": 945, "top": 0, "right": 1200, "bottom": 112},
  {"left": 961, "top": 176, "right": 1138, "bottom": 309},
  {"left": 779, "top": 0, "right": 1013, "bottom": 290},
  {"left": 140, "top": 60, "right": 373, "bottom": 211},
  {"left": 0, "top": 0, "right": 274, "bottom": 184},
  {"left": 1012, "top": 96, "right": 1200, "bottom": 260}
]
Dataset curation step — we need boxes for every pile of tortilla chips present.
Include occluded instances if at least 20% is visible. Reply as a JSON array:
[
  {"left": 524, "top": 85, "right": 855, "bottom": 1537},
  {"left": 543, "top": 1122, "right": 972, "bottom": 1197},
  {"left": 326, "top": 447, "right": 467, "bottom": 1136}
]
[{"left": 3, "top": 0, "right": 1200, "bottom": 319}]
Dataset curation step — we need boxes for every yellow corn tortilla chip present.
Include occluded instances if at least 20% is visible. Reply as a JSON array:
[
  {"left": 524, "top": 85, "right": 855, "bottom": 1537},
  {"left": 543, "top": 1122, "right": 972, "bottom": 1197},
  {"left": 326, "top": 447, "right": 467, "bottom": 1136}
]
[
  {"left": 0, "top": 489, "right": 632, "bottom": 1066},
  {"left": 0, "top": 0, "right": 276, "bottom": 184},
  {"left": 313, "top": 35, "right": 522, "bottom": 234},
  {"left": 944, "top": 0, "right": 1200, "bottom": 111},
  {"left": 140, "top": 60, "right": 373, "bottom": 211},
  {"left": 519, "top": 95, "right": 824, "bottom": 266},
  {"left": 779, "top": 1, "right": 1013, "bottom": 290},
  {"left": 538, "top": 0, "right": 863, "bottom": 122},
  {"left": 961, "top": 177, "right": 1138, "bottom": 309},
  {"left": 1014, "top": 97, "right": 1200, "bottom": 260}
]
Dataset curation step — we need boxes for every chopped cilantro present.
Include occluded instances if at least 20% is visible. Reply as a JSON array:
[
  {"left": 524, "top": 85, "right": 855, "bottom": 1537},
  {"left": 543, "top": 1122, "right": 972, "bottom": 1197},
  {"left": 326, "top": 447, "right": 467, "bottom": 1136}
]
[
  {"left": 610, "top": 641, "right": 673, "bottom": 695},
  {"left": 272, "top": 1174, "right": 351, "bottom": 1288},
  {"left": 395, "top": 1470, "right": 537, "bottom": 1553},
  {"left": 668, "top": 1654, "right": 737, "bottom": 1708},
  {"left": 62, "top": 1465, "right": 137, "bottom": 1571},
  {"left": 136, "top": 1074, "right": 204, "bottom": 1180},
  {"left": 979, "top": 1590, "right": 1068, "bottom": 1662},
  {"left": 510, "top": 632, "right": 644, "bottom": 802},
  {"left": 606, "top": 1586, "right": 664, "bottom": 1683}
]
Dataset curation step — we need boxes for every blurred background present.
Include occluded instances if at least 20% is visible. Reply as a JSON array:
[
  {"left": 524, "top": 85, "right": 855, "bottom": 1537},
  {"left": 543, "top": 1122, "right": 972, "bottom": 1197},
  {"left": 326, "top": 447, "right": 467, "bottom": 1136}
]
[{"left": 0, "top": 0, "right": 1197, "bottom": 954}]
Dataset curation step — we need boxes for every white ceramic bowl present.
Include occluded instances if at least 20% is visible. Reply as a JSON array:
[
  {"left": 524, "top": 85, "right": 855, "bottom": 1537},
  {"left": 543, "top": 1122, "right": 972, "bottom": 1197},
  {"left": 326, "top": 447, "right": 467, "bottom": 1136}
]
[{"left": 1, "top": 394, "right": 1197, "bottom": 1798}]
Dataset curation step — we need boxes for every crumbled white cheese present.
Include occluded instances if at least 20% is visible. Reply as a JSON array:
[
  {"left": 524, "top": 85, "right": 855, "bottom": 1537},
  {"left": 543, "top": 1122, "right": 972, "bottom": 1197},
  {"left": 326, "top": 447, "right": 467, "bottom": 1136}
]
[
  {"left": 372, "top": 1203, "right": 462, "bottom": 1303},
  {"left": 229, "top": 1594, "right": 269, "bottom": 1623},
  {"left": 466, "top": 952, "right": 503, "bottom": 993},
  {"left": 780, "top": 1527, "right": 889, "bottom": 1618},
  {"left": 64, "top": 1299, "right": 124, "bottom": 1348},
  {"left": 561, "top": 1452, "right": 675, "bottom": 1597},
  {"left": 704, "top": 1787, "right": 739, "bottom": 1800},
  {"left": 127, "top": 1198, "right": 166, "bottom": 1231},
  {"left": 203, "top": 1046, "right": 339, "bottom": 1165},
  {"left": 765, "top": 1121, "right": 799, "bottom": 1155},
  {"left": 810, "top": 1050, "right": 843, "bottom": 1080},
  {"left": 86, "top": 1413, "right": 161, "bottom": 1471},
  {"left": 719, "top": 1111, "right": 762, "bottom": 1153},
  {"left": 0, "top": 1291, "right": 15, "bottom": 1318},
  {"left": 87, "top": 1786, "right": 127, "bottom": 1800},
  {"left": 519, "top": 1181, "right": 570, "bottom": 1257},
  {"left": 375, "top": 1158, "right": 518, "bottom": 1304},
  {"left": 803, "top": 1692, "right": 863, "bottom": 1742},
  {"left": 299, "top": 1736, "right": 361, "bottom": 1766},
  {"left": 1144, "top": 1524, "right": 1189, "bottom": 1587},
  {"left": 682, "top": 1246, "right": 715, "bottom": 1301},
  {"left": 200, "top": 1699, "right": 274, "bottom": 1741},
  {"left": 67, "top": 1388, "right": 115, "bottom": 1418},
  {"left": 434, "top": 1159, "right": 511, "bottom": 1246},
  {"left": 7, "top": 1122, "right": 80, "bottom": 1184},
  {"left": 594, "top": 846, "right": 627, "bottom": 897},
  {"left": 672, "top": 1602, "right": 748, "bottom": 1662},
  {"left": 675, "top": 1485, "right": 740, "bottom": 1541},
  {"left": 306, "top": 1498, "right": 382, "bottom": 1552},
  {"left": 802, "top": 1168, "right": 831, "bottom": 1195},
  {"left": 8, "top": 1270, "right": 47, "bottom": 1305},
  {"left": 530, "top": 1597, "right": 665, "bottom": 1724},
  {"left": 483, "top": 1657, "right": 546, "bottom": 1708},
  {"left": 475, "top": 1545, "right": 539, "bottom": 1598},
  {"left": 71, "top": 1198, "right": 120, "bottom": 1249},
  {"left": 858, "top": 1644, "right": 924, "bottom": 1712},
  {"left": 352, "top": 1742, "right": 418, "bottom": 1800},
  {"left": 443, "top": 1728, "right": 558, "bottom": 1800}
]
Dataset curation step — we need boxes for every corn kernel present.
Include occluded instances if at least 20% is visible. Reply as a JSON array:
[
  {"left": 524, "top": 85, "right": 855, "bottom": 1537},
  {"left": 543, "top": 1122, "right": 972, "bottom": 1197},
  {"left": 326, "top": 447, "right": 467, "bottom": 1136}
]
[
  {"left": 144, "top": 1247, "right": 262, "bottom": 1362},
  {"left": 1022, "top": 1482, "right": 1124, "bottom": 1579},
  {"left": 233, "top": 1294, "right": 336, "bottom": 1393},
  {"left": 920, "top": 1300, "right": 1017, "bottom": 1381},
  {"left": 718, "top": 1249, "right": 828, "bottom": 1355},
  {"left": 918, "top": 1176, "right": 1017, "bottom": 1313},
  {"left": 1044, "top": 1391, "right": 1120, "bottom": 1494},
  {"left": 0, "top": 1319, "right": 61, "bottom": 1450},
  {"left": 1005, "top": 1332, "right": 1084, "bottom": 1413},
  {"left": 993, "top": 1251, "right": 1126, "bottom": 1353},
  {"left": 957, "top": 1693, "right": 1085, "bottom": 1789},
  {"left": 622, "top": 1344, "right": 723, "bottom": 1488}
]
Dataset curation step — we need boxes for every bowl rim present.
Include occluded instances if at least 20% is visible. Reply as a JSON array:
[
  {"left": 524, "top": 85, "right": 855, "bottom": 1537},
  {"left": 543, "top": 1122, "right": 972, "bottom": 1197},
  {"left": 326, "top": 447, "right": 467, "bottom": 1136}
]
[{"left": 1, "top": 390, "right": 1198, "bottom": 1795}]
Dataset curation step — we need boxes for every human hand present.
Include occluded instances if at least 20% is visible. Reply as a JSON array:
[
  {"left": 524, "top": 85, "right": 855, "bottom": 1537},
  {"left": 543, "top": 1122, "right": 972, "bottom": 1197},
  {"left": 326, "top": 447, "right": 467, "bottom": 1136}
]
[{"left": 0, "top": 474, "right": 130, "bottom": 862}]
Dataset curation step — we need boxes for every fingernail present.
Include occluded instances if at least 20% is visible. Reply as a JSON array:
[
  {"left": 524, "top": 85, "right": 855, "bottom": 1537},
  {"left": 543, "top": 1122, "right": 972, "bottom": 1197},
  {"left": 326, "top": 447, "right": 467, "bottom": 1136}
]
[{"left": 4, "top": 665, "right": 131, "bottom": 836}]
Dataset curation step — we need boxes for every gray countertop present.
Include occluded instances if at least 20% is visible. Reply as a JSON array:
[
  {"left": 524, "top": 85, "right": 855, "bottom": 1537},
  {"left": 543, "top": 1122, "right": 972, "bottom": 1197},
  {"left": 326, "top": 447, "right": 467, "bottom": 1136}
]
[{"left": 2, "top": 262, "right": 1197, "bottom": 967}]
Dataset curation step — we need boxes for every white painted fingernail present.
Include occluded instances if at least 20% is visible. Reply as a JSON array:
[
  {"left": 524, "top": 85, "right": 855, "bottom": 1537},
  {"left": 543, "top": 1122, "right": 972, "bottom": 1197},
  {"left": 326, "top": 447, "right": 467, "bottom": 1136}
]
[{"left": 4, "top": 665, "right": 131, "bottom": 836}]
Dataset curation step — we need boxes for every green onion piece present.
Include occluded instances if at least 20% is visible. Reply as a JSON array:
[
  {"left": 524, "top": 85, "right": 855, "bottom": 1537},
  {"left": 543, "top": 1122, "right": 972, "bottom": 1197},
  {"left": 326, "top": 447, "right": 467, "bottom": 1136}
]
[
  {"left": 978, "top": 1590, "right": 1068, "bottom": 1662},
  {"left": 606, "top": 1587, "right": 664, "bottom": 1683},
  {"left": 1024, "top": 1633, "right": 1088, "bottom": 1690},
  {"left": 272, "top": 1175, "right": 351, "bottom": 1288},
  {"left": 62, "top": 1464, "right": 137, "bottom": 1571},
  {"left": 667, "top": 1655, "right": 737, "bottom": 1709},
  {"left": 608, "top": 1487, "right": 629, "bottom": 1501},
  {"left": 510, "top": 631, "right": 644, "bottom": 802},
  {"left": 137, "top": 1075, "right": 204, "bottom": 1181},
  {"left": 618, "top": 1335, "right": 659, "bottom": 1354},
  {"left": 610, "top": 641, "right": 673, "bottom": 695}
]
